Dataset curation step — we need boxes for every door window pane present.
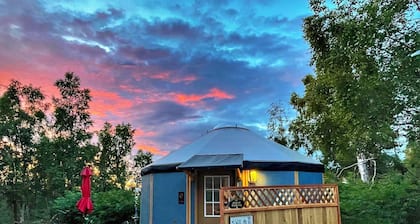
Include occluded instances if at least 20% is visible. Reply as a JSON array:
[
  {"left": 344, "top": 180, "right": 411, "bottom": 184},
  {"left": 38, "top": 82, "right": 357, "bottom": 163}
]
[
  {"left": 214, "top": 203, "right": 220, "bottom": 215},
  {"left": 205, "top": 177, "right": 212, "bottom": 188},
  {"left": 205, "top": 190, "right": 212, "bottom": 202},
  {"left": 222, "top": 177, "right": 229, "bottom": 187},
  {"left": 205, "top": 203, "right": 213, "bottom": 216},
  {"left": 214, "top": 190, "right": 220, "bottom": 202},
  {"left": 204, "top": 175, "right": 230, "bottom": 217},
  {"left": 214, "top": 177, "right": 220, "bottom": 188}
]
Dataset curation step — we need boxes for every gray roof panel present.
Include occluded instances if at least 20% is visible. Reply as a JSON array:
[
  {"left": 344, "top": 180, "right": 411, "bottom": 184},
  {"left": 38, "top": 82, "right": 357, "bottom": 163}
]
[{"left": 142, "top": 126, "right": 323, "bottom": 175}]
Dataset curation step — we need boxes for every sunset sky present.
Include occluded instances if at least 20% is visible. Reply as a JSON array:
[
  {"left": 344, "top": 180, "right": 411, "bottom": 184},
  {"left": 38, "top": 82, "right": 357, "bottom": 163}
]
[{"left": 0, "top": 0, "right": 315, "bottom": 157}]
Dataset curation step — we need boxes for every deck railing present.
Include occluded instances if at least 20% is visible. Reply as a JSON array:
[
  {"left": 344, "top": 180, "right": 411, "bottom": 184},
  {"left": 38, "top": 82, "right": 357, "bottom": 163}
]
[{"left": 220, "top": 184, "right": 339, "bottom": 214}]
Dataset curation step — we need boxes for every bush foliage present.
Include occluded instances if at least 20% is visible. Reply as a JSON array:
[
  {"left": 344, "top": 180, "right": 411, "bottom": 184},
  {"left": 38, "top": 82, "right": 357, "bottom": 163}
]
[
  {"left": 338, "top": 174, "right": 420, "bottom": 224},
  {"left": 51, "top": 189, "right": 135, "bottom": 224}
]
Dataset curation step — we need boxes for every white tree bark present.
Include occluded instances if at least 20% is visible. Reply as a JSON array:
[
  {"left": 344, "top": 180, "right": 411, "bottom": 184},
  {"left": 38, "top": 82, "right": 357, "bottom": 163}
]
[
  {"left": 357, "top": 152, "right": 370, "bottom": 183},
  {"left": 19, "top": 203, "right": 27, "bottom": 224}
]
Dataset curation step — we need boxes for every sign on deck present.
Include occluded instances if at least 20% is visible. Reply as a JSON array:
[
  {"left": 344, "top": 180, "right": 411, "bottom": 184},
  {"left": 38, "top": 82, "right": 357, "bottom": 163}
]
[
  {"left": 229, "top": 215, "right": 253, "bottom": 224},
  {"left": 229, "top": 199, "right": 244, "bottom": 208}
]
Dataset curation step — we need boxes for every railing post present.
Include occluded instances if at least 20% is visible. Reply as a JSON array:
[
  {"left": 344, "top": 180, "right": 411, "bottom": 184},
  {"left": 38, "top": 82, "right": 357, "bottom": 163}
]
[
  {"left": 335, "top": 185, "right": 342, "bottom": 224},
  {"left": 220, "top": 188, "right": 225, "bottom": 224}
]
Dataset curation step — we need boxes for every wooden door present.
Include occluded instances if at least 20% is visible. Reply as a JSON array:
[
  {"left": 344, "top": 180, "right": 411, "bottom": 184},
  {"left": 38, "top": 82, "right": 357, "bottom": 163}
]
[{"left": 197, "top": 170, "right": 235, "bottom": 224}]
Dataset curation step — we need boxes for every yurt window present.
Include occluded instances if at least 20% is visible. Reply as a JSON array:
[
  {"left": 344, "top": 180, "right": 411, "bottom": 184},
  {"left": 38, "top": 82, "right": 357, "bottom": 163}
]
[{"left": 204, "top": 175, "right": 230, "bottom": 217}]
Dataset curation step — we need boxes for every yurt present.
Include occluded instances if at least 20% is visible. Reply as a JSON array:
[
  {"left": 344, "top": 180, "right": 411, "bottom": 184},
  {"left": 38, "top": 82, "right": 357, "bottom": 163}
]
[{"left": 140, "top": 125, "right": 324, "bottom": 224}]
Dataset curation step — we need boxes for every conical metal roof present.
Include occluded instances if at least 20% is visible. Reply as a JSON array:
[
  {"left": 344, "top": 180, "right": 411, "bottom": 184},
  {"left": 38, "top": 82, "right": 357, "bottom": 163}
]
[{"left": 142, "top": 126, "right": 323, "bottom": 175}]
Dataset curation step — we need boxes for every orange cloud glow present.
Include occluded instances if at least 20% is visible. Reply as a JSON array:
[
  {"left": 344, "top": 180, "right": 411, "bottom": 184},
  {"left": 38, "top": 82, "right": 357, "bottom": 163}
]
[
  {"left": 151, "top": 72, "right": 197, "bottom": 84},
  {"left": 137, "top": 144, "right": 168, "bottom": 156},
  {"left": 174, "top": 87, "right": 234, "bottom": 105},
  {"left": 135, "top": 129, "right": 157, "bottom": 138},
  {"left": 90, "top": 89, "right": 134, "bottom": 117}
]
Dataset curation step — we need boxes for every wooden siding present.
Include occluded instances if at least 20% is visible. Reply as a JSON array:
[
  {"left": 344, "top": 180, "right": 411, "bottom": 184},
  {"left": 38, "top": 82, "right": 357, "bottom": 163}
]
[{"left": 220, "top": 184, "right": 341, "bottom": 224}]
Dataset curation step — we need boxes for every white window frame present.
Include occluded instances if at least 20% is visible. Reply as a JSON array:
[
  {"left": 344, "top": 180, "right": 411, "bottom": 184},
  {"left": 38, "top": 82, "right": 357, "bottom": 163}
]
[{"left": 204, "top": 175, "right": 230, "bottom": 217}]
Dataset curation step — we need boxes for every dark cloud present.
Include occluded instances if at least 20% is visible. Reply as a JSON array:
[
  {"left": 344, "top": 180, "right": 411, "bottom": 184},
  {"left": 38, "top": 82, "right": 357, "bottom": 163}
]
[
  {"left": 0, "top": 0, "right": 315, "bottom": 155},
  {"left": 145, "top": 19, "right": 201, "bottom": 39},
  {"left": 224, "top": 8, "right": 239, "bottom": 17},
  {"left": 148, "top": 121, "right": 215, "bottom": 151},
  {"left": 263, "top": 15, "right": 306, "bottom": 29},
  {"left": 140, "top": 101, "right": 202, "bottom": 126}
]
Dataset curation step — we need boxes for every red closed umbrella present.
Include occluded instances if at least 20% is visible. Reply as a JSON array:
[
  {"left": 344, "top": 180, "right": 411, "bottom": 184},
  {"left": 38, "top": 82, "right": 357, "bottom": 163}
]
[{"left": 76, "top": 166, "right": 94, "bottom": 214}]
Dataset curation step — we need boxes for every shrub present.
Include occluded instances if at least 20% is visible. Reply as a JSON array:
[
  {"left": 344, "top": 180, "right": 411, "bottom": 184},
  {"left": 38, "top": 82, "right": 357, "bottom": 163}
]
[
  {"left": 339, "top": 174, "right": 419, "bottom": 224},
  {"left": 52, "top": 189, "right": 135, "bottom": 224}
]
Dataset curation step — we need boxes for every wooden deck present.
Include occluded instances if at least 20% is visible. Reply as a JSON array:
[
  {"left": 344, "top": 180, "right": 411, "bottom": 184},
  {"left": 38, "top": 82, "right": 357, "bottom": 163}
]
[{"left": 219, "top": 184, "right": 341, "bottom": 224}]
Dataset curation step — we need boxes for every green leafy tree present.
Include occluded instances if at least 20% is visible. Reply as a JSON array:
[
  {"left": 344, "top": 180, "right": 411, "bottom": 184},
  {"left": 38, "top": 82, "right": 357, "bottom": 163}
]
[
  {"left": 96, "top": 122, "right": 135, "bottom": 191},
  {"left": 405, "top": 140, "right": 420, "bottom": 181},
  {"left": 53, "top": 72, "right": 96, "bottom": 189},
  {"left": 96, "top": 122, "right": 113, "bottom": 191},
  {"left": 53, "top": 72, "right": 93, "bottom": 141},
  {"left": 113, "top": 123, "right": 135, "bottom": 185},
  {"left": 267, "top": 102, "right": 290, "bottom": 146},
  {"left": 134, "top": 149, "right": 153, "bottom": 169},
  {"left": 0, "top": 198, "right": 13, "bottom": 223},
  {"left": 339, "top": 174, "right": 417, "bottom": 224},
  {"left": 0, "top": 80, "right": 46, "bottom": 223},
  {"left": 291, "top": 0, "right": 418, "bottom": 182},
  {"left": 36, "top": 72, "right": 96, "bottom": 199}
]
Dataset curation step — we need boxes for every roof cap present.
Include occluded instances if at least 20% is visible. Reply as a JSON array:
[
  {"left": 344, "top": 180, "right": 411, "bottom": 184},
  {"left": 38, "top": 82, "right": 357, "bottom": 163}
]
[{"left": 210, "top": 123, "right": 248, "bottom": 132}]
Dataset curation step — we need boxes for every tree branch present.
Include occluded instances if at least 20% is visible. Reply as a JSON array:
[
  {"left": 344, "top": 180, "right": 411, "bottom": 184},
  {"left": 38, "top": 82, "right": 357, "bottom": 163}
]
[{"left": 336, "top": 158, "right": 376, "bottom": 179}]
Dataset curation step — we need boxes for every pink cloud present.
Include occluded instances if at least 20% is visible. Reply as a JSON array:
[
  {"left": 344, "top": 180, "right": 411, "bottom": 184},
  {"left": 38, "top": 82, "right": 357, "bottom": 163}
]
[
  {"left": 119, "top": 84, "right": 146, "bottom": 94},
  {"left": 172, "top": 74, "right": 197, "bottom": 84},
  {"left": 135, "top": 129, "right": 157, "bottom": 138},
  {"left": 0, "top": 72, "right": 60, "bottom": 100},
  {"left": 136, "top": 144, "right": 168, "bottom": 156},
  {"left": 150, "top": 72, "right": 170, "bottom": 80},
  {"left": 89, "top": 89, "right": 134, "bottom": 117},
  {"left": 150, "top": 72, "right": 198, "bottom": 84},
  {"left": 173, "top": 87, "right": 235, "bottom": 105}
]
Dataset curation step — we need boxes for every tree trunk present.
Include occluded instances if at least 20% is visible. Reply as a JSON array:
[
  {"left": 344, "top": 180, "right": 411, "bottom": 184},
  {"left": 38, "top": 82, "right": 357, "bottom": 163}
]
[
  {"left": 357, "top": 152, "right": 370, "bottom": 183},
  {"left": 13, "top": 200, "right": 18, "bottom": 224},
  {"left": 19, "top": 203, "right": 26, "bottom": 224},
  {"left": 12, "top": 200, "right": 26, "bottom": 224}
]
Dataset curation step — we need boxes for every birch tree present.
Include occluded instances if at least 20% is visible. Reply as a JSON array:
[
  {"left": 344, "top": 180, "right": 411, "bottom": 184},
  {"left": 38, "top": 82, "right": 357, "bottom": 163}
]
[{"left": 291, "top": 0, "right": 418, "bottom": 182}]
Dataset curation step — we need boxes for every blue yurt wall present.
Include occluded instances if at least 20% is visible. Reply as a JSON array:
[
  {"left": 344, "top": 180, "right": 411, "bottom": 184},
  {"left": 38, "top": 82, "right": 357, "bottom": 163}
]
[{"left": 140, "top": 125, "right": 324, "bottom": 224}]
